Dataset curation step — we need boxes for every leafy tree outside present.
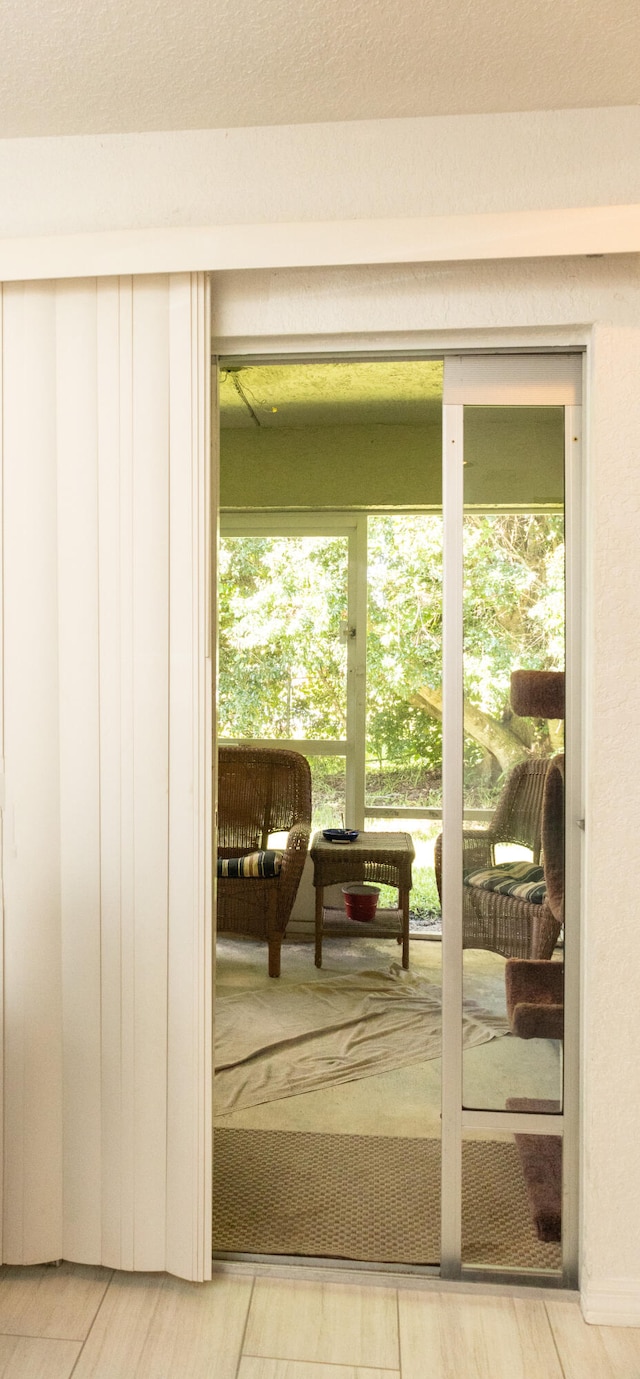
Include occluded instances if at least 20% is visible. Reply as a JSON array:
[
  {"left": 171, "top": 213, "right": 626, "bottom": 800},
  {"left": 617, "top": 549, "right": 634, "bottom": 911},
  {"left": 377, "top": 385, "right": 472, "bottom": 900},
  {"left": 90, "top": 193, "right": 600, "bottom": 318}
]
[{"left": 218, "top": 516, "right": 564, "bottom": 918}]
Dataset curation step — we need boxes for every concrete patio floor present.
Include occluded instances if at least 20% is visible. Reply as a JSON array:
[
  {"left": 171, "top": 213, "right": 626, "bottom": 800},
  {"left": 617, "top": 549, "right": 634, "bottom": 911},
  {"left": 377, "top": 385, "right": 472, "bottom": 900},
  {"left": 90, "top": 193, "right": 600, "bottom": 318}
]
[{"left": 214, "top": 934, "right": 562, "bottom": 1139}]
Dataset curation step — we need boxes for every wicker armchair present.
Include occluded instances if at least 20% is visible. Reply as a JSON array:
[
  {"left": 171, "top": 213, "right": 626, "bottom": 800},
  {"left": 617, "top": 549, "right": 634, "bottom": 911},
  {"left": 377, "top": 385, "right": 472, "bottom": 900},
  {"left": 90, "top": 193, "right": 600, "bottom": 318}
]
[
  {"left": 216, "top": 746, "right": 312, "bottom": 976},
  {"left": 434, "top": 756, "right": 561, "bottom": 959}
]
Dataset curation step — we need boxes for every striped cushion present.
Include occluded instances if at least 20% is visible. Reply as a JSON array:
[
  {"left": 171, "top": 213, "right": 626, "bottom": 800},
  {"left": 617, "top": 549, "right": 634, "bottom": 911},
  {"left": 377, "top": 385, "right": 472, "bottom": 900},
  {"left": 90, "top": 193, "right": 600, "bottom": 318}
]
[
  {"left": 217, "top": 850, "right": 283, "bottom": 879},
  {"left": 464, "top": 860, "right": 546, "bottom": 905}
]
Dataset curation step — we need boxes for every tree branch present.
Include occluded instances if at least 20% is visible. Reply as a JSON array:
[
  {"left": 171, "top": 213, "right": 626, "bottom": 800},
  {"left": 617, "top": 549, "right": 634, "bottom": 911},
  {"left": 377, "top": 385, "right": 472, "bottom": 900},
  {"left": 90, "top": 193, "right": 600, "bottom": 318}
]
[{"left": 411, "top": 684, "right": 530, "bottom": 774}]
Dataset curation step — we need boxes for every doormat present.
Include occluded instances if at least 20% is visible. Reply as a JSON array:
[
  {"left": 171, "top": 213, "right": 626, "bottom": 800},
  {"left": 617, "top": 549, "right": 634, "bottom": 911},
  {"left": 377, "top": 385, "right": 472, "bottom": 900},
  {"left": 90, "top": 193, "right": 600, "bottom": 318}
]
[{"left": 212, "top": 1128, "right": 562, "bottom": 1271}]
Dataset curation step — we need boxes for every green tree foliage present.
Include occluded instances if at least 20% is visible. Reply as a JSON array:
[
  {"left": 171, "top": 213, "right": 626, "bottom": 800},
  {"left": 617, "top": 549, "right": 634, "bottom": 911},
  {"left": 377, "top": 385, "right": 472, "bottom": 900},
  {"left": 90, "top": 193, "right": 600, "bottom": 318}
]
[
  {"left": 218, "top": 536, "right": 349, "bottom": 739},
  {"left": 461, "top": 514, "right": 564, "bottom": 719},
  {"left": 218, "top": 516, "right": 564, "bottom": 800},
  {"left": 366, "top": 516, "right": 444, "bottom": 771},
  {"left": 366, "top": 514, "right": 563, "bottom": 792}
]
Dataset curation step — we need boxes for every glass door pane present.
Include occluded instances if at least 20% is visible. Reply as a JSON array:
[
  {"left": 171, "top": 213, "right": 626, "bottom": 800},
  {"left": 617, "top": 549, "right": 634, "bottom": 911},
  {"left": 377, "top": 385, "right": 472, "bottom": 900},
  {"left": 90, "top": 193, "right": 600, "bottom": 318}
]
[
  {"left": 366, "top": 515, "right": 443, "bottom": 811},
  {"left": 218, "top": 531, "right": 352, "bottom": 835},
  {"left": 218, "top": 534, "right": 349, "bottom": 742},
  {"left": 461, "top": 407, "right": 565, "bottom": 1118},
  {"left": 365, "top": 514, "right": 443, "bottom": 930},
  {"left": 462, "top": 1129, "right": 562, "bottom": 1270},
  {"left": 363, "top": 512, "right": 444, "bottom": 1267}
]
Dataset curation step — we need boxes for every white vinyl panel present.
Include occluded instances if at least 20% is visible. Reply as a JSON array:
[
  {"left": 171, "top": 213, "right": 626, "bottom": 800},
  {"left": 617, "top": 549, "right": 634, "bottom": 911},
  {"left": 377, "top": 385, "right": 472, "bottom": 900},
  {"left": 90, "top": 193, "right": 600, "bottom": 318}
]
[
  {"left": 96, "top": 277, "right": 127, "bottom": 1267},
  {"left": 118, "top": 277, "right": 138, "bottom": 1271},
  {"left": 195, "top": 269, "right": 212, "bottom": 1282},
  {"left": 562, "top": 403, "right": 582, "bottom": 1287},
  {"left": 131, "top": 277, "right": 171, "bottom": 1268},
  {"left": 55, "top": 281, "right": 103, "bottom": 1263},
  {"left": 0, "top": 286, "right": 4, "bottom": 1269},
  {"left": 1, "top": 283, "right": 63, "bottom": 1262},
  {"left": 442, "top": 352, "right": 583, "bottom": 405},
  {"left": 165, "top": 274, "right": 212, "bottom": 1280},
  {"left": 1, "top": 271, "right": 210, "bottom": 1277}
]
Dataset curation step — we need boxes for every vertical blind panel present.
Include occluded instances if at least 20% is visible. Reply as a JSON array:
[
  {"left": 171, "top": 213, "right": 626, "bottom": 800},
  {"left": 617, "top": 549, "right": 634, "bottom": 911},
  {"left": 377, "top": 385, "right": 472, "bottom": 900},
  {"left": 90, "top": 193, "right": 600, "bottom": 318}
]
[
  {"left": 1, "top": 283, "right": 64, "bottom": 1262},
  {"left": 0, "top": 288, "right": 4, "bottom": 1270},
  {"left": 130, "top": 276, "right": 171, "bottom": 1269},
  {"left": 116, "top": 275, "right": 137, "bottom": 1269},
  {"left": 166, "top": 275, "right": 212, "bottom": 1279},
  {"left": 1, "top": 273, "right": 211, "bottom": 1278},
  {"left": 96, "top": 276, "right": 129, "bottom": 1268},
  {"left": 56, "top": 282, "right": 103, "bottom": 1263}
]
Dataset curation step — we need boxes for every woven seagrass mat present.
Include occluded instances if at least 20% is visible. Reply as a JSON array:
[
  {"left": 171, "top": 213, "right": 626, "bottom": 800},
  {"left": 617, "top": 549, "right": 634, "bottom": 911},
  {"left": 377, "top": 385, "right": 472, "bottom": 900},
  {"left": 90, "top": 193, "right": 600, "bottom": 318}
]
[{"left": 212, "top": 1128, "right": 561, "bottom": 1270}]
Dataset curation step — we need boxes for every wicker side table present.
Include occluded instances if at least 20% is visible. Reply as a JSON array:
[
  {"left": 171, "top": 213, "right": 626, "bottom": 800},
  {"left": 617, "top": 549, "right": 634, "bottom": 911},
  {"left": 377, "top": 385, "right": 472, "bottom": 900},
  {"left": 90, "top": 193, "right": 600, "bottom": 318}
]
[{"left": 309, "top": 831, "right": 415, "bottom": 969}]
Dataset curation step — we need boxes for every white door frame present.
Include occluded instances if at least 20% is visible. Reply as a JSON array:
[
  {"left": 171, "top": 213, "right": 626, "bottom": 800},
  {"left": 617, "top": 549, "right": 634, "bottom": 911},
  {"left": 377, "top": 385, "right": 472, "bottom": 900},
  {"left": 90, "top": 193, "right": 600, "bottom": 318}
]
[{"left": 215, "top": 347, "right": 583, "bottom": 1287}]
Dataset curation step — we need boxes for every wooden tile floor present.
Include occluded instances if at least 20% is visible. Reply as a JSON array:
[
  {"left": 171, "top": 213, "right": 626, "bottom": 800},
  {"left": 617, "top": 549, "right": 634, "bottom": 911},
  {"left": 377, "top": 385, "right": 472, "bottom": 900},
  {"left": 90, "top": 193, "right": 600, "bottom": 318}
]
[{"left": 0, "top": 1264, "right": 638, "bottom": 1378}]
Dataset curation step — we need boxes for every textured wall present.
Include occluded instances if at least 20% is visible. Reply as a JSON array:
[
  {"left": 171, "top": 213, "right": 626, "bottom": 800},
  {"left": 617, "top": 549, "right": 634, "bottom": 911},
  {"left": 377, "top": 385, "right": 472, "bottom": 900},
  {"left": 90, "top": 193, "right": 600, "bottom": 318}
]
[
  {"left": 212, "top": 253, "right": 640, "bottom": 1315},
  {"left": 211, "top": 255, "right": 640, "bottom": 342}
]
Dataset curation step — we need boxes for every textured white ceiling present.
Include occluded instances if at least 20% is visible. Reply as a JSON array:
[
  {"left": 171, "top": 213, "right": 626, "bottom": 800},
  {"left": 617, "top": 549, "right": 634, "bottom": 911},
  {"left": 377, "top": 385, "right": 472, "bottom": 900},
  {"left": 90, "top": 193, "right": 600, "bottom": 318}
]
[{"left": 1, "top": 0, "right": 639, "bottom": 138}]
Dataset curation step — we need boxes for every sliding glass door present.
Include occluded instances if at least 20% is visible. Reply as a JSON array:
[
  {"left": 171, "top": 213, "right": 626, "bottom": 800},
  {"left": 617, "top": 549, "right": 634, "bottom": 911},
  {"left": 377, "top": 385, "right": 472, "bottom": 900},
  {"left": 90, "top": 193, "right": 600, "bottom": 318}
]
[
  {"left": 215, "top": 350, "right": 582, "bottom": 1285},
  {"left": 441, "top": 353, "right": 581, "bottom": 1284}
]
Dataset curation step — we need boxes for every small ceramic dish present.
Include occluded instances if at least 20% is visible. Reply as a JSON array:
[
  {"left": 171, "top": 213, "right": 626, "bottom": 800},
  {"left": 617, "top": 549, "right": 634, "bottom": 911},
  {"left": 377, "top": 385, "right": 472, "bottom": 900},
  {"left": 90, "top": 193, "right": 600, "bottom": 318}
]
[{"left": 322, "top": 828, "right": 359, "bottom": 844}]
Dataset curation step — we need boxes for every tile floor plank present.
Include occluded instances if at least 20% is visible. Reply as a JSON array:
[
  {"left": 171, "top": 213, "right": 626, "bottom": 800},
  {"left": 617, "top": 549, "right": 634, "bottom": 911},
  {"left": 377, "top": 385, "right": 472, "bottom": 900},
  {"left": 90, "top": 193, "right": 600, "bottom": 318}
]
[
  {"left": 399, "top": 1291, "right": 564, "bottom": 1379},
  {"left": 243, "top": 1279, "right": 398, "bottom": 1370},
  {"left": 71, "top": 1273, "right": 167, "bottom": 1378},
  {"left": 0, "top": 1335, "right": 81, "bottom": 1378},
  {"left": 137, "top": 1274, "right": 253, "bottom": 1379},
  {"left": 238, "top": 1362, "right": 398, "bottom": 1379},
  {"left": 73, "top": 1271, "right": 253, "bottom": 1379},
  {"left": 0, "top": 1265, "right": 111, "bottom": 1341},
  {"left": 546, "top": 1299, "right": 640, "bottom": 1379}
]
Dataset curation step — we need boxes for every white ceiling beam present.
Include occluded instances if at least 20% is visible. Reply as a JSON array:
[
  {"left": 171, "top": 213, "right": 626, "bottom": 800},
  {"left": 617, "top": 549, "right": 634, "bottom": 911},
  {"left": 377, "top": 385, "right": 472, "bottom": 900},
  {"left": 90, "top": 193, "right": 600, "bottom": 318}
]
[{"left": 1, "top": 203, "right": 640, "bottom": 282}]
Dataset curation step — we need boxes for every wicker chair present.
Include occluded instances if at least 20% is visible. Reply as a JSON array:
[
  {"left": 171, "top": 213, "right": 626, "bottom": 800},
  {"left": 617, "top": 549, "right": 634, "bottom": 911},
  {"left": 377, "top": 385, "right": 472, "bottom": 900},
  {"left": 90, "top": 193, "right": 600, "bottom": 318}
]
[
  {"left": 434, "top": 756, "right": 561, "bottom": 959},
  {"left": 216, "top": 746, "right": 312, "bottom": 976}
]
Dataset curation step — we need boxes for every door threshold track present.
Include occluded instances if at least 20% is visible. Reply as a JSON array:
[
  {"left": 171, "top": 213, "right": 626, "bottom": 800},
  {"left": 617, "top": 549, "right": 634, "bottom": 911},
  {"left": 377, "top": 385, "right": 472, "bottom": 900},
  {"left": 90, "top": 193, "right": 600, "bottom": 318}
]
[{"left": 211, "top": 1251, "right": 577, "bottom": 1300}]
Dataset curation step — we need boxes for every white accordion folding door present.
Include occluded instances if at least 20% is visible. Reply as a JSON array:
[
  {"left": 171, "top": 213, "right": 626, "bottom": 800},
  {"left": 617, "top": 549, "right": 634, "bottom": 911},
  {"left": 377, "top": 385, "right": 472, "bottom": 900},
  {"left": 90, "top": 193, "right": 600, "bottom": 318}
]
[{"left": 0, "top": 273, "right": 212, "bottom": 1280}]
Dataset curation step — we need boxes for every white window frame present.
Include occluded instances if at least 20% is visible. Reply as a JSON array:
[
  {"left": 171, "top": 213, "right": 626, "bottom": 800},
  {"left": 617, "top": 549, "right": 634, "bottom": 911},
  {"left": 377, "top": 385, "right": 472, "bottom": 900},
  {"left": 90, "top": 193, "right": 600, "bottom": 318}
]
[{"left": 219, "top": 508, "right": 498, "bottom": 831}]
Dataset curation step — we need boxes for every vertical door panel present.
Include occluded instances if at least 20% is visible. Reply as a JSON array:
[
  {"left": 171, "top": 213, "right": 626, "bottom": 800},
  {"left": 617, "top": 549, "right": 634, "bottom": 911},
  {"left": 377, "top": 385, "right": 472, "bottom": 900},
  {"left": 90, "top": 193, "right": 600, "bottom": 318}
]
[
  {"left": 56, "top": 280, "right": 103, "bottom": 1262},
  {"left": 2, "top": 283, "right": 63, "bottom": 1263},
  {"left": 166, "top": 275, "right": 212, "bottom": 1278},
  {"left": 97, "top": 275, "right": 134, "bottom": 1267},
  {"left": 130, "top": 276, "right": 171, "bottom": 1267},
  {"left": 0, "top": 286, "right": 3, "bottom": 1269},
  {"left": 441, "top": 353, "right": 581, "bottom": 1283}
]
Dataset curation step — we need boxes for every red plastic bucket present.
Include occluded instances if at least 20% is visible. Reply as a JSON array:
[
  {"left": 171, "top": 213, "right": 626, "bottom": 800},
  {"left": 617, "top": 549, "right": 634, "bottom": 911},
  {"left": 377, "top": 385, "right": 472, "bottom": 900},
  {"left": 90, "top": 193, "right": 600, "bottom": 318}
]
[{"left": 342, "top": 883, "right": 380, "bottom": 922}]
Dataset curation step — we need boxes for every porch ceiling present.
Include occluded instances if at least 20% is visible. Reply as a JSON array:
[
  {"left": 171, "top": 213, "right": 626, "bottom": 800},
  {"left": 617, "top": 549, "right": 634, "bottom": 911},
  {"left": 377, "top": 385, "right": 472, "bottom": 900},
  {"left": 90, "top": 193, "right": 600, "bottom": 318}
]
[{"left": 219, "top": 360, "right": 444, "bottom": 430}]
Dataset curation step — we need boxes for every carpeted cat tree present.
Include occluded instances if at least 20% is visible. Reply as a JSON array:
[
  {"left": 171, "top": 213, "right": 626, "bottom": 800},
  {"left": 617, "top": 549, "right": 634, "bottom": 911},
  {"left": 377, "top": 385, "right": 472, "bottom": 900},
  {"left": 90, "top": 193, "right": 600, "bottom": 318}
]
[{"left": 505, "top": 670, "right": 564, "bottom": 1244}]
